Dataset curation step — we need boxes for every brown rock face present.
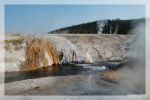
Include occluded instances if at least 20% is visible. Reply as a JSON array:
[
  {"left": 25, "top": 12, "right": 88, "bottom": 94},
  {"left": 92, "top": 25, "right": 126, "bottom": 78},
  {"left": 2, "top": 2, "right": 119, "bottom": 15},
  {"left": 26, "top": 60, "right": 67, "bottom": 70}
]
[{"left": 22, "top": 38, "right": 60, "bottom": 71}]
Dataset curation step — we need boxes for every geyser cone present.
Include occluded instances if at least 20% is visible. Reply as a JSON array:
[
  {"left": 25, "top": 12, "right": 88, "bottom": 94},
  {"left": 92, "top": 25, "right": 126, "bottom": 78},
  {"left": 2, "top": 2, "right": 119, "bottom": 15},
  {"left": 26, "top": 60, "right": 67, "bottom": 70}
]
[{"left": 22, "top": 38, "right": 60, "bottom": 71}]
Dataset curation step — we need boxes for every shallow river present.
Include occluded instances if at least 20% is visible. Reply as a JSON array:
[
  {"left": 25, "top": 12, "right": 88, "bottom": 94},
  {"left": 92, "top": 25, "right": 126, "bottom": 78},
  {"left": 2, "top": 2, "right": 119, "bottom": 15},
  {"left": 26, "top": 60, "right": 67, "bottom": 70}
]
[
  {"left": 5, "top": 62, "right": 144, "bottom": 95},
  {"left": 5, "top": 63, "right": 108, "bottom": 83}
]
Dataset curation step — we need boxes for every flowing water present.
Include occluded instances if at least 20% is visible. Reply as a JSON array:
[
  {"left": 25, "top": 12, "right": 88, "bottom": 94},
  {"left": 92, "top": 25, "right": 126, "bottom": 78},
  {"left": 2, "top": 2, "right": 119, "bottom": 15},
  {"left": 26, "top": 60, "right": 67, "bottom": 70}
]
[
  {"left": 5, "top": 62, "right": 111, "bottom": 83},
  {"left": 5, "top": 62, "right": 144, "bottom": 95}
]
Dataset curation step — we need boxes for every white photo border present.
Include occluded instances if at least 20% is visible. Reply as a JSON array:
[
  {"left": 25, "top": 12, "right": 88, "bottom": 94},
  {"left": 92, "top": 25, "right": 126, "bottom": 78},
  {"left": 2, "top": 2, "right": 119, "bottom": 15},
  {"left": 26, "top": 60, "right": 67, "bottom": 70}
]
[{"left": 0, "top": 0, "right": 150, "bottom": 99}]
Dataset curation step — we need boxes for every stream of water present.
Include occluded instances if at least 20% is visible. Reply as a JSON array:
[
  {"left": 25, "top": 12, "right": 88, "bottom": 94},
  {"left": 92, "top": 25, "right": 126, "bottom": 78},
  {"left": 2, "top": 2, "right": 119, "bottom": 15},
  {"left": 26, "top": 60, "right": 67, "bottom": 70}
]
[
  {"left": 5, "top": 61, "right": 145, "bottom": 95},
  {"left": 5, "top": 63, "right": 111, "bottom": 83}
]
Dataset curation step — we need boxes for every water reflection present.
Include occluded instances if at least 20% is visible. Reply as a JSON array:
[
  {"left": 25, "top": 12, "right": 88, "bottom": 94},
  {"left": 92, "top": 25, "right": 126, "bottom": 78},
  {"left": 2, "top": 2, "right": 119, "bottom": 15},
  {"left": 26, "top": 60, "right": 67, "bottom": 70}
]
[{"left": 5, "top": 63, "right": 107, "bottom": 83}]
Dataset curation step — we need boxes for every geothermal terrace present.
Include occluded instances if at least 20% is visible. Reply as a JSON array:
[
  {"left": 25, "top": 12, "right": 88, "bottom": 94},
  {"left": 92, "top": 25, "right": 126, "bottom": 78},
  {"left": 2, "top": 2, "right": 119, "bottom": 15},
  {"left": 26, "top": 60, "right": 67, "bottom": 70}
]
[{"left": 3, "top": 34, "right": 145, "bottom": 95}]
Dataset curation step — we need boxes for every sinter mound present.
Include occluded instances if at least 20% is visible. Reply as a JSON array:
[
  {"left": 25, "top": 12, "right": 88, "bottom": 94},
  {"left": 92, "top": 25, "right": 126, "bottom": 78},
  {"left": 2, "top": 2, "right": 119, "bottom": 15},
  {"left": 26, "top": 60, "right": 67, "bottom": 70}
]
[{"left": 22, "top": 38, "right": 60, "bottom": 71}]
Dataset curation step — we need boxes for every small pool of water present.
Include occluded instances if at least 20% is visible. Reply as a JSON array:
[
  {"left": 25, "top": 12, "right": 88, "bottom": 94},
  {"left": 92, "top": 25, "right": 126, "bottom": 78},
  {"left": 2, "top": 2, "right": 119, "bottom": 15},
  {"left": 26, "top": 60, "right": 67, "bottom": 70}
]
[{"left": 5, "top": 62, "right": 118, "bottom": 83}]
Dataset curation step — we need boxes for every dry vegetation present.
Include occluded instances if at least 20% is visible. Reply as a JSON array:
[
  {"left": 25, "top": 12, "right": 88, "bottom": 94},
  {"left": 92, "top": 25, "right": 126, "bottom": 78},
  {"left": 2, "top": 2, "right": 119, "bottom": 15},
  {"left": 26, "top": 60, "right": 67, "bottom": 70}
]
[
  {"left": 101, "top": 70, "right": 119, "bottom": 81},
  {"left": 5, "top": 38, "right": 24, "bottom": 45},
  {"left": 5, "top": 38, "right": 24, "bottom": 51}
]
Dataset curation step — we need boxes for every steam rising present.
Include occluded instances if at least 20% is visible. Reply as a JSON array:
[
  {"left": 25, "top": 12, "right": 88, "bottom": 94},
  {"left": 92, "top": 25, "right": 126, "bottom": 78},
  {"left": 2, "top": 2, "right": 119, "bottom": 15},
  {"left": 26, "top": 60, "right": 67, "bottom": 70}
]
[
  {"left": 118, "top": 21, "right": 145, "bottom": 94},
  {"left": 84, "top": 20, "right": 146, "bottom": 95}
]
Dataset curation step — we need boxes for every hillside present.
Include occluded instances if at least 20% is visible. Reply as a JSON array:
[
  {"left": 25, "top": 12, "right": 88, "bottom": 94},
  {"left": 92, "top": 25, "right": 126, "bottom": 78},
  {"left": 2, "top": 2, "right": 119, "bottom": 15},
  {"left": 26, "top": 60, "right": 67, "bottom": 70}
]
[{"left": 48, "top": 18, "right": 145, "bottom": 34}]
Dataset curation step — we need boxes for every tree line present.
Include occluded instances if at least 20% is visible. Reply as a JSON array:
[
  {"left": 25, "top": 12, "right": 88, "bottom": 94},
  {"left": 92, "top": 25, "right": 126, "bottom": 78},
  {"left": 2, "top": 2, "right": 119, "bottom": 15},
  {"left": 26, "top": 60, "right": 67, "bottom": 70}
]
[
  {"left": 49, "top": 18, "right": 144, "bottom": 34},
  {"left": 102, "top": 19, "right": 132, "bottom": 34},
  {"left": 49, "top": 21, "right": 98, "bottom": 34}
]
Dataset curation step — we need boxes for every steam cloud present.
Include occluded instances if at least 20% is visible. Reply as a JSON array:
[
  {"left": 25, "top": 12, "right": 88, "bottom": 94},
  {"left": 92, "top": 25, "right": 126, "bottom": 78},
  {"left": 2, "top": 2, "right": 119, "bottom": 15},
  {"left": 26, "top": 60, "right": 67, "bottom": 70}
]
[
  {"left": 85, "top": 20, "right": 146, "bottom": 95},
  {"left": 118, "top": 20, "right": 145, "bottom": 94}
]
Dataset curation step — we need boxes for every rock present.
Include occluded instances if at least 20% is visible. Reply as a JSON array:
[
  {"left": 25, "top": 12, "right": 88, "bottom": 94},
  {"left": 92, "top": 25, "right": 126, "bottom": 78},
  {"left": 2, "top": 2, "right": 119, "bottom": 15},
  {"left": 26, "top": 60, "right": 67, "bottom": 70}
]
[
  {"left": 3, "top": 34, "right": 133, "bottom": 72},
  {"left": 108, "top": 57, "right": 124, "bottom": 62}
]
